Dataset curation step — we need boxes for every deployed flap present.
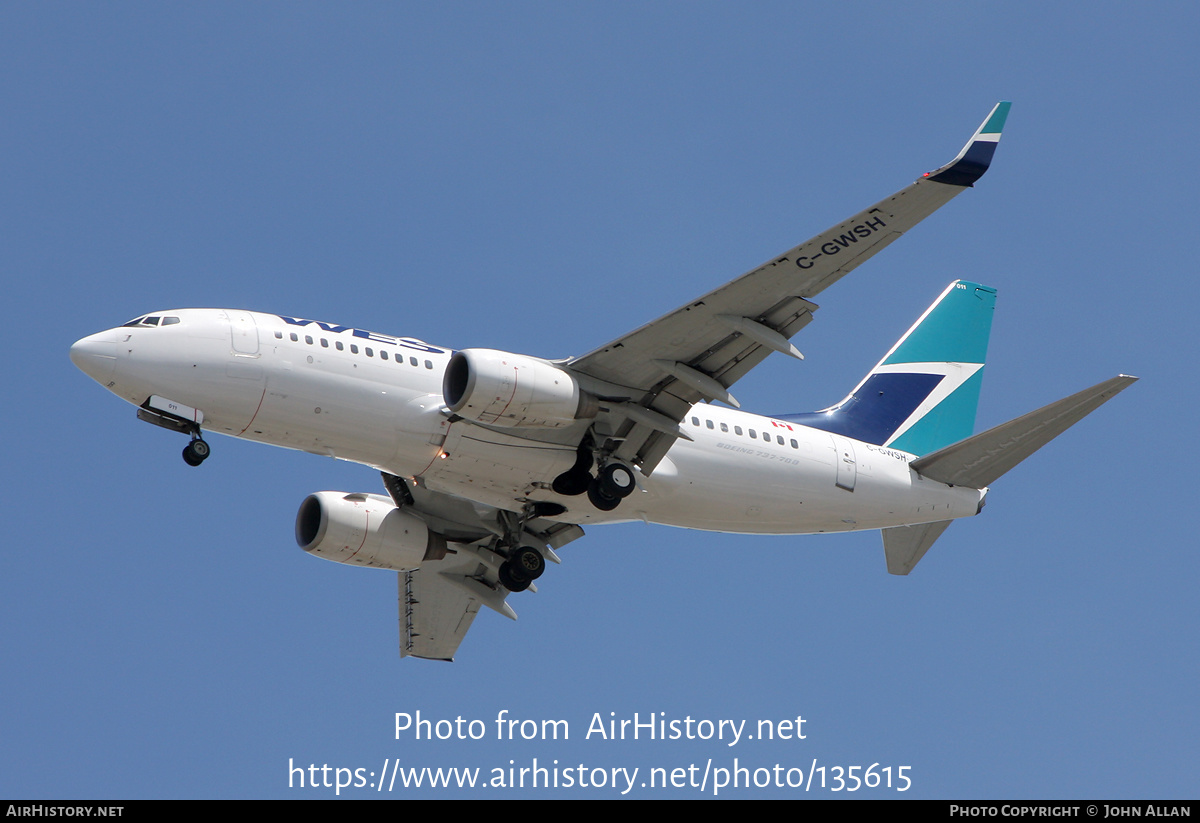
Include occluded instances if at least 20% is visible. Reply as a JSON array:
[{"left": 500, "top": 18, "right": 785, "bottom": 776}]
[
  {"left": 383, "top": 472, "right": 582, "bottom": 661},
  {"left": 568, "top": 103, "right": 1011, "bottom": 474},
  {"left": 399, "top": 553, "right": 502, "bottom": 661},
  {"left": 397, "top": 537, "right": 523, "bottom": 661},
  {"left": 910, "top": 375, "right": 1137, "bottom": 490},
  {"left": 883, "top": 519, "right": 954, "bottom": 575}
]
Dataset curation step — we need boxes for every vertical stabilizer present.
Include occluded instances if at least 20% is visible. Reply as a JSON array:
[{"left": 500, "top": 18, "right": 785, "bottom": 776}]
[{"left": 779, "top": 280, "right": 996, "bottom": 456}]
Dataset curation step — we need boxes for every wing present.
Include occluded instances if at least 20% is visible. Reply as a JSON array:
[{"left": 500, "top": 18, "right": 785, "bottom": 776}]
[
  {"left": 382, "top": 473, "right": 584, "bottom": 660},
  {"left": 399, "top": 553, "right": 510, "bottom": 661},
  {"left": 568, "top": 102, "right": 1011, "bottom": 474}
]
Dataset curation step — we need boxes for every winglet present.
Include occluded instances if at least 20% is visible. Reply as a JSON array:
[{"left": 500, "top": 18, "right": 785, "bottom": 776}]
[{"left": 923, "top": 101, "right": 1011, "bottom": 187}]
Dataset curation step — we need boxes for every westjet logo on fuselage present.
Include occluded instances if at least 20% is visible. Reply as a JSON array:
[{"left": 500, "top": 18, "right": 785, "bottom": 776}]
[{"left": 277, "top": 316, "right": 446, "bottom": 354}]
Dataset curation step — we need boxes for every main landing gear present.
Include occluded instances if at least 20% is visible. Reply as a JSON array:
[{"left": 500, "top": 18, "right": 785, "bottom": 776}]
[
  {"left": 489, "top": 503, "right": 559, "bottom": 593},
  {"left": 551, "top": 444, "right": 638, "bottom": 512},
  {"left": 182, "top": 436, "right": 211, "bottom": 467},
  {"left": 586, "top": 462, "right": 635, "bottom": 511},
  {"left": 497, "top": 545, "right": 546, "bottom": 593}
]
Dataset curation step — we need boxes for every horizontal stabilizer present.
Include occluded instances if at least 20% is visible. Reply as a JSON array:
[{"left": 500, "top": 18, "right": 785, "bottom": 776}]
[
  {"left": 910, "top": 375, "right": 1137, "bottom": 489},
  {"left": 883, "top": 519, "right": 953, "bottom": 575}
]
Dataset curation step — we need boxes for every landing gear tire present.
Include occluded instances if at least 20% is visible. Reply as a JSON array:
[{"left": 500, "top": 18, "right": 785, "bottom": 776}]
[
  {"left": 498, "top": 561, "right": 530, "bottom": 592},
  {"left": 512, "top": 546, "right": 545, "bottom": 580},
  {"left": 587, "top": 478, "right": 621, "bottom": 511},
  {"left": 182, "top": 438, "right": 210, "bottom": 467},
  {"left": 598, "top": 462, "right": 636, "bottom": 499}
]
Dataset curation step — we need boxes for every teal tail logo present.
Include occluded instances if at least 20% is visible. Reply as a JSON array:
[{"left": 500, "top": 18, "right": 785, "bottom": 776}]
[{"left": 779, "top": 281, "right": 996, "bottom": 456}]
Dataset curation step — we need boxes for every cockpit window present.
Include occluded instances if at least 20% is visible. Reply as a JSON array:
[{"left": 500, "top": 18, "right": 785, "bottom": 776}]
[{"left": 121, "top": 315, "right": 180, "bottom": 328}]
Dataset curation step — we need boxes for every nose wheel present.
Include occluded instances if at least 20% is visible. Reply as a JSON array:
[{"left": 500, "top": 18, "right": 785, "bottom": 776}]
[{"left": 182, "top": 437, "right": 210, "bottom": 467}]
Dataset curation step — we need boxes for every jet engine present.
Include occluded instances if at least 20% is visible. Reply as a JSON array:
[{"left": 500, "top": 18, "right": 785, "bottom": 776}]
[
  {"left": 295, "top": 491, "right": 445, "bottom": 572},
  {"left": 442, "top": 348, "right": 598, "bottom": 428}
]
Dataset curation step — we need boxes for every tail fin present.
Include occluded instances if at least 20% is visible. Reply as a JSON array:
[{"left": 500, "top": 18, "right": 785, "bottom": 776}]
[{"left": 778, "top": 280, "right": 996, "bottom": 455}]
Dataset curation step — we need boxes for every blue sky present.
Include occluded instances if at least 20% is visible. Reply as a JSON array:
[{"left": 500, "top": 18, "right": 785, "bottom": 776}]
[{"left": 3, "top": 3, "right": 1197, "bottom": 798}]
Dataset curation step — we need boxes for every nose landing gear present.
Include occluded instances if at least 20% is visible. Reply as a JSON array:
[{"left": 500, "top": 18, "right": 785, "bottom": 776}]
[{"left": 136, "top": 396, "right": 211, "bottom": 468}]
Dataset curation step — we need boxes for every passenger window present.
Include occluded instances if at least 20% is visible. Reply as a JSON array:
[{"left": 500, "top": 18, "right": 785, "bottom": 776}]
[
  {"left": 274, "top": 331, "right": 283, "bottom": 339},
  {"left": 691, "top": 416, "right": 700, "bottom": 426},
  {"left": 425, "top": 360, "right": 433, "bottom": 369},
  {"left": 749, "top": 430, "right": 757, "bottom": 439},
  {"left": 381, "top": 350, "right": 388, "bottom": 360},
  {"left": 289, "top": 333, "right": 298, "bottom": 342},
  {"left": 410, "top": 357, "right": 418, "bottom": 366},
  {"left": 321, "top": 338, "right": 329, "bottom": 348},
  {"left": 790, "top": 439, "right": 798, "bottom": 449},
  {"left": 366, "top": 347, "right": 374, "bottom": 357},
  {"left": 706, "top": 420, "right": 714, "bottom": 429},
  {"left": 336, "top": 341, "right": 344, "bottom": 351},
  {"left": 734, "top": 426, "right": 743, "bottom": 436},
  {"left": 351, "top": 344, "right": 359, "bottom": 354},
  {"left": 720, "top": 422, "right": 728, "bottom": 432},
  {"left": 305, "top": 335, "right": 313, "bottom": 345},
  {"left": 777, "top": 435, "right": 784, "bottom": 445}
]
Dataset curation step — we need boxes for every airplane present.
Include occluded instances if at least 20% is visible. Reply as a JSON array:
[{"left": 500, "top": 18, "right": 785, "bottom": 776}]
[{"left": 69, "top": 102, "right": 1136, "bottom": 660}]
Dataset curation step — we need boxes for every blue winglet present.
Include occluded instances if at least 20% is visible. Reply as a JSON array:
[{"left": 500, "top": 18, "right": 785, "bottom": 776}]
[{"left": 924, "top": 101, "right": 1011, "bottom": 187}]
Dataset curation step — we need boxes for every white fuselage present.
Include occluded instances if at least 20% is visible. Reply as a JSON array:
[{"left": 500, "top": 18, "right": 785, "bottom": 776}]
[{"left": 71, "top": 309, "right": 984, "bottom": 535}]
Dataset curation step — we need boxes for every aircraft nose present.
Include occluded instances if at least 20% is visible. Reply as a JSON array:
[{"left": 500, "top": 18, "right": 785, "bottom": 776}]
[{"left": 70, "top": 330, "right": 118, "bottom": 384}]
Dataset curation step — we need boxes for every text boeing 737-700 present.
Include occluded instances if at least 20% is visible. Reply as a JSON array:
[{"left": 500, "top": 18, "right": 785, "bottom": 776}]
[{"left": 70, "top": 102, "right": 1135, "bottom": 660}]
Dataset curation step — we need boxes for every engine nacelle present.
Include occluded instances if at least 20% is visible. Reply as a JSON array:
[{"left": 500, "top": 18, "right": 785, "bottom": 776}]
[
  {"left": 295, "top": 491, "right": 444, "bottom": 572},
  {"left": 442, "top": 348, "right": 598, "bottom": 428}
]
